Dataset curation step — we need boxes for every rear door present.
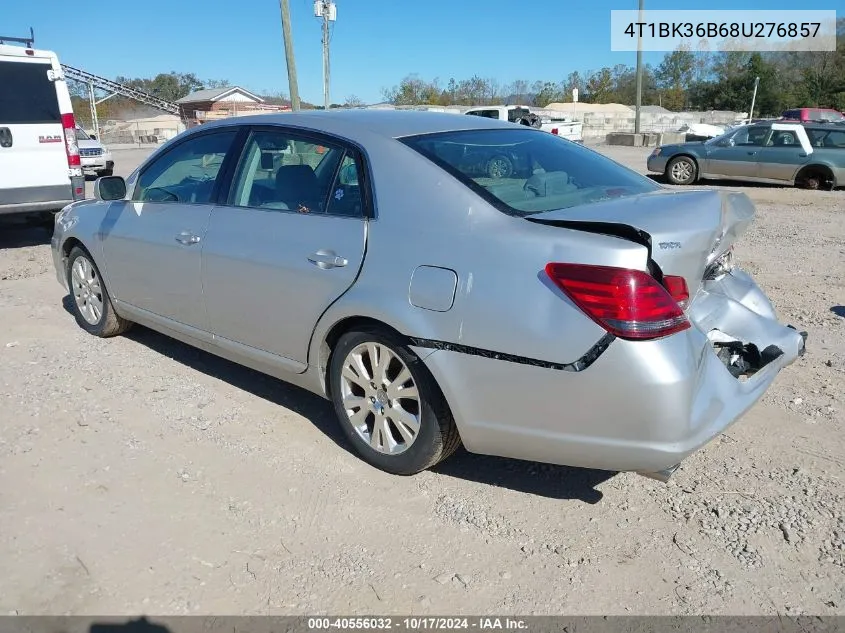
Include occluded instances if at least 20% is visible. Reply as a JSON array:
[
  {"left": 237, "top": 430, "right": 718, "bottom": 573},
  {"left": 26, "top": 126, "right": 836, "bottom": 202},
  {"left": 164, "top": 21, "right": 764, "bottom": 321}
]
[
  {"left": 757, "top": 128, "right": 810, "bottom": 181},
  {"left": 201, "top": 126, "right": 368, "bottom": 367},
  {"left": 0, "top": 49, "right": 69, "bottom": 204},
  {"left": 101, "top": 127, "right": 240, "bottom": 330}
]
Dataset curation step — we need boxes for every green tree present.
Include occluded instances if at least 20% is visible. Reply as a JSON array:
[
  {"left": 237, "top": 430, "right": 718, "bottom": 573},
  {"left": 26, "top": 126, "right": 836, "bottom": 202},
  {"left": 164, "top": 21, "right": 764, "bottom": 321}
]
[
  {"left": 586, "top": 68, "right": 614, "bottom": 103},
  {"left": 532, "top": 82, "right": 563, "bottom": 107},
  {"left": 656, "top": 47, "right": 696, "bottom": 110}
]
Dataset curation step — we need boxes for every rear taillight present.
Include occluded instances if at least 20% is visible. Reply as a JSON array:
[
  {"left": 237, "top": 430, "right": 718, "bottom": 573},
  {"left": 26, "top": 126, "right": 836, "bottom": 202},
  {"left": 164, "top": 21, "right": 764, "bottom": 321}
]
[
  {"left": 61, "top": 113, "right": 80, "bottom": 168},
  {"left": 544, "top": 263, "right": 690, "bottom": 340}
]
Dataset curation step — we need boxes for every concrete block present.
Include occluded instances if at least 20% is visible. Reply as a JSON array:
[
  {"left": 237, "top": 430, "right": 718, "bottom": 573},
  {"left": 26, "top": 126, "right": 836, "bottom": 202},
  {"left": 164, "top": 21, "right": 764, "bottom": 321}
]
[
  {"left": 657, "top": 132, "right": 686, "bottom": 145},
  {"left": 606, "top": 133, "right": 644, "bottom": 146}
]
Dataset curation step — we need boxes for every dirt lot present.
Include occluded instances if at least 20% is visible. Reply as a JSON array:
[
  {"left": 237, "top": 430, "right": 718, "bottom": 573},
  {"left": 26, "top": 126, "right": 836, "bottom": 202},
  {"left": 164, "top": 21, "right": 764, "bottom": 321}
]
[{"left": 1, "top": 144, "right": 843, "bottom": 616}]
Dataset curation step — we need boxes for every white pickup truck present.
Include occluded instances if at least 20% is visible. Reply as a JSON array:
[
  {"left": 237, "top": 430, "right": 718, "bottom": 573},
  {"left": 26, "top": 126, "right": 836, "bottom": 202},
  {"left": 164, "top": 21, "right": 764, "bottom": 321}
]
[{"left": 465, "top": 105, "right": 583, "bottom": 143}]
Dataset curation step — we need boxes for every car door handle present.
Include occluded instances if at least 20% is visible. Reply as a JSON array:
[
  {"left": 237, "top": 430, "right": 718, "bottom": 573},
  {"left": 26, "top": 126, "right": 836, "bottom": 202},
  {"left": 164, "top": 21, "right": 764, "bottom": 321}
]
[
  {"left": 798, "top": 153, "right": 808, "bottom": 157},
  {"left": 747, "top": 151, "right": 757, "bottom": 155},
  {"left": 308, "top": 250, "right": 348, "bottom": 269},
  {"left": 175, "top": 232, "right": 201, "bottom": 245}
]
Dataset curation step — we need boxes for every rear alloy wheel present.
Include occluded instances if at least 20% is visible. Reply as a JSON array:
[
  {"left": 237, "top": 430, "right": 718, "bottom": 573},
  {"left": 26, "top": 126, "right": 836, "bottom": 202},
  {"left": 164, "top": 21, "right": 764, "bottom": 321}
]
[
  {"left": 666, "top": 156, "right": 698, "bottom": 185},
  {"left": 486, "top": 154, "right": 513, "bottom": 179},
  {"left": 67, "top": 247, "right": 132, "bottom": 337},
  {"left": 329, "top": 328, "right": 460, "bottom": 474}
]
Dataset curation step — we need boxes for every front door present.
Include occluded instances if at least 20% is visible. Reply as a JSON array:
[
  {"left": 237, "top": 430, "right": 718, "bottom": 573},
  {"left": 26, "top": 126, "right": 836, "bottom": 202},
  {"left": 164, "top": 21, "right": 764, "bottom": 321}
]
[
  {"left": 101, "top": 128, "right": 239, "bottom": 330},
  {"left": 202, "top": 127, "right": 368, "bottom": 366},
  {"left": 703, "top": 126, "right": 769, "bottom": 179}
]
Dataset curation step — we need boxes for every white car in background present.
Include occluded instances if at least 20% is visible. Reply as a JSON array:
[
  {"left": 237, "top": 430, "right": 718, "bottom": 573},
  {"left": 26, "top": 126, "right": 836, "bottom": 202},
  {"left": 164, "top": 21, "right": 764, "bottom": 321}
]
[
  {"left": 76, "top": 125, "right": 114, "bottom": 177},
  {"left": 465, "top": 105, "right": 584, "bottom": 143}
]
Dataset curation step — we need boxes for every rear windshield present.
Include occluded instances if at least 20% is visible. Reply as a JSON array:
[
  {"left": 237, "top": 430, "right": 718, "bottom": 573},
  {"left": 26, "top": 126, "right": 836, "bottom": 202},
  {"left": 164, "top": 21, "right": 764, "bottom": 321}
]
[
  {"left": 401, "top": 129, "right": 659, "bottom": 215},
  {"left": 0, "top": 60, "right": 61, "bottom": 124}
]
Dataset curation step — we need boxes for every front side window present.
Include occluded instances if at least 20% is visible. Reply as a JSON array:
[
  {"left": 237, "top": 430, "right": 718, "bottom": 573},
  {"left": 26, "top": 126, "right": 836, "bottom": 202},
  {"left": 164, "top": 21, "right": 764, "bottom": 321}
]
[
  {"left": 134, "top": 130, "right": 237, "bottom": 204},
  {"left": 402, "top": 128, "right": 660, "bottom": 215},
  {"left": 732, "top": 126, "right": 770, "bottom": 146},
  {"left": 229, "top": 129, "right": 364, "bottom": 217}
]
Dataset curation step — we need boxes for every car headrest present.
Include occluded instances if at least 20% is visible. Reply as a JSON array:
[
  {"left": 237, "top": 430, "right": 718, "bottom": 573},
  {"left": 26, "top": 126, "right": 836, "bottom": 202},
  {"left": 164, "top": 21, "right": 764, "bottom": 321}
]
[{"left": 275, "top": 164, "right": 318, "bottom": 194}]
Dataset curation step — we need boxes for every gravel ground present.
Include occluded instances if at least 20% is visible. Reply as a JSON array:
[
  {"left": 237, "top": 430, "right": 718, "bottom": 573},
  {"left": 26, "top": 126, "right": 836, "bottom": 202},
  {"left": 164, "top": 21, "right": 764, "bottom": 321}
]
[{"left": 0, "top": 144, "right": 843, "bottom": 616}]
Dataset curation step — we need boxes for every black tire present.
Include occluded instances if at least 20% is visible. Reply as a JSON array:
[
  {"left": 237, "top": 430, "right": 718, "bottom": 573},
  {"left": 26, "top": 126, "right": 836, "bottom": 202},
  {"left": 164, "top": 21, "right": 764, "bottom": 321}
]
[
  {"left": 665, "top": 155, "right": 698, "bottom": 185},
  {"left": 97, "top": 168, "right": 114, "bottom": 177},
  {"left": 328, "top": 327, "right": 461, "bottom": 475},
  {"left": 797, "top": 168, "right": 830, "bottom": 191},
  {"left": 486, "top": 154, "right": 514, "bottom": 179},
  {"left": 66, "top": 246, "right": 132, "bottom": 337}
]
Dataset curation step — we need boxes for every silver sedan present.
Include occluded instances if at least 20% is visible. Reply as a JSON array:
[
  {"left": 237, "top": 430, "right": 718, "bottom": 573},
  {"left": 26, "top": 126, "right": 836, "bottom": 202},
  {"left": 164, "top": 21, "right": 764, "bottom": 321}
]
[{"left": 50, "top": 111, "right": 806, "bottom": 483}]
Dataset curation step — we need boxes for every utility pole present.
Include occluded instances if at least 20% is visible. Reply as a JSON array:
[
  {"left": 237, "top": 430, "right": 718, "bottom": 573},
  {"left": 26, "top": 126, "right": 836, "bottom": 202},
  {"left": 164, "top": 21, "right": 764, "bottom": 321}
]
[
  {"left": 315, "top": 0, "right": 337, "bottom": 110},
  {"left": 634, "top": 0, "right": 644, "bottom": 133},
  {"left": 279, "top": 0, "right": 301, "bottom": 111},
  {"left": 748, "top": 76, "right": 760, "bottom": 123}
]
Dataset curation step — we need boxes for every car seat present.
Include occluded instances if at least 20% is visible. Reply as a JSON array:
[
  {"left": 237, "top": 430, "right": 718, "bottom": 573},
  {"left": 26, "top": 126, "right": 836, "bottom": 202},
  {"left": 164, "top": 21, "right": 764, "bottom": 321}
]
[{"left": 275, "top": 165, "right": 322, "bottom": 213}]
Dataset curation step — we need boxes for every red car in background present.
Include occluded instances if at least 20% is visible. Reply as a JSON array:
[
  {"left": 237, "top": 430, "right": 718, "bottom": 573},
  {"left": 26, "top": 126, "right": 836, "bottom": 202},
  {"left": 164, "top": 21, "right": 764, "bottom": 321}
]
[{"left": 781, "top": 108, "right": 845, "bottom": 123}]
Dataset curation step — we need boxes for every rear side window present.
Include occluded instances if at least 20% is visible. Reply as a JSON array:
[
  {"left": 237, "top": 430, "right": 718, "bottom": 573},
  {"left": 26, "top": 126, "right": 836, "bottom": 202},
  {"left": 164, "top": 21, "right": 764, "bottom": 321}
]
[
  {"left": 402, "top": 129, "right": 659, "bottom": 216},
  {"left": 229, "top": 129, "right": 365, "bottom": 217},
  {"left": 823, "top": 131, "right": 845, "bottom": 148},
  {"left": 0, "top": 61, "right": 61, "bottom": 124}
]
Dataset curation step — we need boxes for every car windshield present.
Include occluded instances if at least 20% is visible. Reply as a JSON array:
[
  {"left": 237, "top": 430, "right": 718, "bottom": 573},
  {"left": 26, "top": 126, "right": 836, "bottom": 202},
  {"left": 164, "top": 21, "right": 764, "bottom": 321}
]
[
  {"left": 401, "top": 129, "right": 659, "bottom": 216},
  {"left": 75, "top": 127, "right": 91, "bottom": 140}
]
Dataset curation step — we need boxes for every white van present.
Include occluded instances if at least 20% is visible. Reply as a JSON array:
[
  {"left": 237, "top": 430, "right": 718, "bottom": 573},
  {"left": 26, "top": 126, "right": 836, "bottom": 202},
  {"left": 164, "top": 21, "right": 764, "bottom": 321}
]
[{"left": 0, "top": 39, "right": 85, "bottom": 222}]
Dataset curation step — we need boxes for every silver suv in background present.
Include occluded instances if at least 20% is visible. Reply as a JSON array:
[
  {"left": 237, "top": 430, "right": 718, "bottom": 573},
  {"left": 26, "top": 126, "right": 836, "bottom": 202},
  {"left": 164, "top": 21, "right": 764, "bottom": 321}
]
[{"left": 76, "top": 126, "right": 113, "bottom": 177}]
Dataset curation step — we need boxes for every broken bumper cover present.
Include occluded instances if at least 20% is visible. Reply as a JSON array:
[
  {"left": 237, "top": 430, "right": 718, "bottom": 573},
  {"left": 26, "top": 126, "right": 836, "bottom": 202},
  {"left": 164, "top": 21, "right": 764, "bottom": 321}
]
[{"left": 421, "top": 267, "right": 804, "bottom": 475}]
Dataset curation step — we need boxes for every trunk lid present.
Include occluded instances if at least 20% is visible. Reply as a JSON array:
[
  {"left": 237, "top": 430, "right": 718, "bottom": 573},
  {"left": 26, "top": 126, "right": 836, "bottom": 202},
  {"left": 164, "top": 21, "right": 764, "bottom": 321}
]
[{"left": 525, "top": 188, "right": 755, "bottom": 298}]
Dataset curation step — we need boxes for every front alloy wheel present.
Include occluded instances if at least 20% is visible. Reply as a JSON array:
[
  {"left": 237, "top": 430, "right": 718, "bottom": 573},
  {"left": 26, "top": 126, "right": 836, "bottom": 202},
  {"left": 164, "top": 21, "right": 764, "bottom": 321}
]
[
  {"left": 71, "top": 255, "right": 104, "bottom": 326},
  {"left": 666, "top": 156, "right": 697, "bottom": 185},
  {"left": 66, "top": 246, "right": 132, "bottom": 337}
]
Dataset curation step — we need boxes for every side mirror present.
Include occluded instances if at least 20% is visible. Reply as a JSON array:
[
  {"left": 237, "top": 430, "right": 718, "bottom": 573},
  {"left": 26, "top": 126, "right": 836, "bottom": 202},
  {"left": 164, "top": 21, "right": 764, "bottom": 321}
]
[
  {"left": 94, "top": 176, "right": 127, "bottom": 201},
  {"left": 89, "top": 134, "right": 97, "bottom": 140}
]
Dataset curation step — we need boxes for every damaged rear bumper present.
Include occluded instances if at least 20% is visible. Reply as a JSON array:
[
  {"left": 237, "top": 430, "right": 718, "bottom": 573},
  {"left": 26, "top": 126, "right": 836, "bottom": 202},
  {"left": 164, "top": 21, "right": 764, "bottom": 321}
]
[{"left": 421, "top": 267, "right": 805, "bottom": 479}]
